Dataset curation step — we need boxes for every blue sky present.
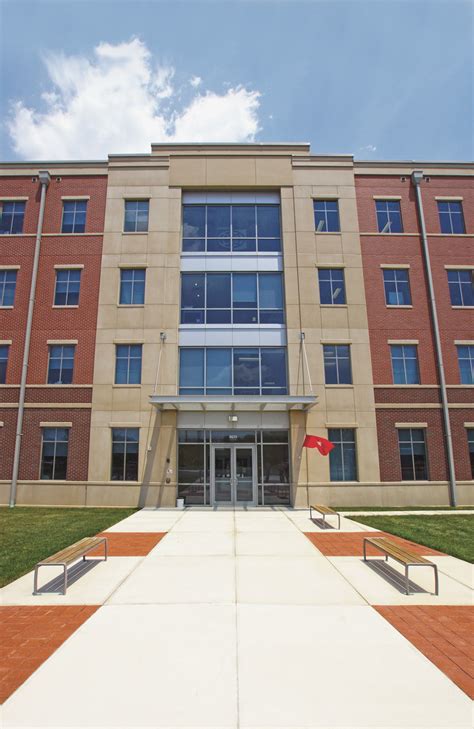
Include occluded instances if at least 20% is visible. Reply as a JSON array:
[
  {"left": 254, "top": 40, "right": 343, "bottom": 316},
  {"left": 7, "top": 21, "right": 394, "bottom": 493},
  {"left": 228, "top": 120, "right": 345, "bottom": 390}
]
[{"left": 1, "top": 0, "right": 472, "bottom": 160}]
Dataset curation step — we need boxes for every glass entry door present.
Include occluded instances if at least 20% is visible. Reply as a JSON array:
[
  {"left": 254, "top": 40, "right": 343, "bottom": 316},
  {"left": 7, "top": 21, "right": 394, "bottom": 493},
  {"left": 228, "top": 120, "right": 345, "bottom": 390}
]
[{"left": 211, "top": 444, "right": 257, "bottom": 506}]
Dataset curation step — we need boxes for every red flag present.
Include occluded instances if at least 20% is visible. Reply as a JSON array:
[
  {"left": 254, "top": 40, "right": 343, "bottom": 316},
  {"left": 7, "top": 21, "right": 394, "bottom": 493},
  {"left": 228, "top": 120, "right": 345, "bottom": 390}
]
[{"left": 303, "top": 435, "right": 335, "bottom": 456}]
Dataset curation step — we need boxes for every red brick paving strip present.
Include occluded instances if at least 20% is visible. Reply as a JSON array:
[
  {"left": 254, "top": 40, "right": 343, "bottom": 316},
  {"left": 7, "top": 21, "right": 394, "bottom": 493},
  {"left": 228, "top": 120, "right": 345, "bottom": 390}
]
[
  {"left": 90, "top": 531, "right": 166, "bottom": 557},
  {"left": 304, "top": 531, "right": 443, "bottom": 557},
  {"left": 375, "top": 606, "right": 474, "bottom": 699},
  {"left": 0, "top": 605, "right": 98, "bottom": 703}
]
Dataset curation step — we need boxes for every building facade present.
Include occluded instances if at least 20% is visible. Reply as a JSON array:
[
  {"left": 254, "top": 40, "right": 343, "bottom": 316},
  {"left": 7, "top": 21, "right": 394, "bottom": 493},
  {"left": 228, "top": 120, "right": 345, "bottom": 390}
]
[{"left": 0, "top": 144, "right": 472, "bottom": 507}]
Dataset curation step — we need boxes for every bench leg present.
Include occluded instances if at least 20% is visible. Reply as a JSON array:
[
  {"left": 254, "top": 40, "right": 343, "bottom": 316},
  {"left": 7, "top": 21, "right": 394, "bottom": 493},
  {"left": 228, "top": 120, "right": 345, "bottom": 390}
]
[
  {"left": 33, "top": 565, "right": 40, "bottom": 595},
  {"left": 363, "top": 539, "right": 367, "bottom": 562},
  {"left": 337, "top": 513, "right": 341, "bottom": 530},
  {"left": 433, "top": 565, "right": 439, "bottom": 596},
  {"left": 323, "top": 513, "right": 326, "bottom": 527},
  {"left": 104, "top": 539, "right": 108, "bottom": 561},
  {"left": 309, "top": 506, "right": 312, "bottom": 521},
  {"left": 405, "top": 565, "right": 410, "bottom": 595},
  {"left": 63, "top": 564, "right": 68, "bottom": 595}
]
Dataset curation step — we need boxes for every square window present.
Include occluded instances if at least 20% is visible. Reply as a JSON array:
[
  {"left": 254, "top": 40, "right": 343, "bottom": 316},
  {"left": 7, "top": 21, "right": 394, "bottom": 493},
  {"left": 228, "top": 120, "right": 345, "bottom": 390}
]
[
  {"left": 41, "top": 427, "right": 69, "bottom": 480},
  {"left": 111, "top": 428, "right": 139, "bottom": 481},
  {"left": 124, "top": 200, "right": 149, "bottom": 232},
  {"left": 447, "top": 270, "right": 473, "bottom": 307},
  {"left": 61, "top": 201, "right": 87, "bottom": 233},
  {"left": 383, "top": 269, "right": 411, "bottom": 306},
  {"left": 120, "top": 269, "right": 146, "bottom": 305},
  {"left": 0, "top": 344, "right": 9, "bottom": 383},
  {"left": 323, "top": 344, "right": 352, "bottom": 384},
  {"left": 47, "top": 345, "right": 75, "bottom": 384},
  {"left": 115, "top": 344, "right": 142, "bottom": 384},
  {"left": 0, "top": 201, "right": 26, "bottom": 234},
  {"left": 54, "top": 269, "right": 81, "bottom": 306},
  {"left": 398, "top": 428, "right": 428, "bottom": 480},
  {"left": 318, "top": 268, "right": 346, "bottom": 304},
  {"left": 390, "top": 344, "right": 420, "bottom": 384},
  {"left": 328, "top": 428, "right": 357, "bottom": 481},
  {"left": 457, "top": 345, "right": 474, "bottom": 384},
  {"left": 314, "top": 200, "right": 340, "bottom": 232},
  {"left": 438, "top": 201, "right": 465, "bottom": 234},
  {"left": 0, "top": 270, "right": 17, "bottom": 306},
  {"left": 376, "top": 200, "right": 403, "bottom": 233}
]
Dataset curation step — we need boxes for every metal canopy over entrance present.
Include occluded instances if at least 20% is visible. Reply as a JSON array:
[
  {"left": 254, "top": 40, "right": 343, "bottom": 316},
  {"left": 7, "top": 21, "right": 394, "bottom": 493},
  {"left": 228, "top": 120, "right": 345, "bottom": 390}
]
[{"left": 149, "top": 394, "right": 317, "bottom": 411}]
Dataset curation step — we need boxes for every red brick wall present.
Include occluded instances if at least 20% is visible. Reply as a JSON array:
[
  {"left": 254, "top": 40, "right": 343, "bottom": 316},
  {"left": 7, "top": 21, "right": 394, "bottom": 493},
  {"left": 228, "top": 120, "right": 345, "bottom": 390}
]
[
  {"left": 356, "top": 174, "right": 473, "bottom": 387},
  {"left": 375, "top": 409, "right": 472, "bottom": 482},
  {"left": 0, "top": 173, "right": 106, "bottom": 484},
  {"left": 0, "top": 408, "right": 91, "bottom": 481},
  {"left": 0, "top": 175, "right": 106, "bottom": 385}
]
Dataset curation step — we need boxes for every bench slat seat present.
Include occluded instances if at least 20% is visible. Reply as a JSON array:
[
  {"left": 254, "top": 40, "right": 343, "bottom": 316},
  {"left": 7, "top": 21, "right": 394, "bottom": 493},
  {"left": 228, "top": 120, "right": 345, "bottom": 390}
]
[
  {"left": 34, "top": 536, "right": 108, "bottom": 595},
  {"left": 309, "top": 504, "right": 341, "bottom": 529},
  {"left": 363, "top": 536, "right": 438, "bottom": 595},
  {"left": 40, "top": 537, "right": 104, "bottom": 566}
]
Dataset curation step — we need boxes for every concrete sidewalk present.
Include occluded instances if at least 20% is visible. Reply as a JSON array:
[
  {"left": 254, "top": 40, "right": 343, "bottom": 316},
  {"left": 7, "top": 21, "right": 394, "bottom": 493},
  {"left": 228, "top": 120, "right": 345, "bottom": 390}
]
[{"left": 1, "top": 508, "right": 472, "bottom": 728}]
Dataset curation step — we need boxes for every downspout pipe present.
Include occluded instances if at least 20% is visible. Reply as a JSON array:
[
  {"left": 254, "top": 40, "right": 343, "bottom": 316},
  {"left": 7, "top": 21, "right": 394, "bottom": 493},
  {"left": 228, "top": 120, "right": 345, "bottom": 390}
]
[
  {"left": 9, "top": 171, "right": 51, "bottom": 507},
  {"left": 411, "top": 170, "right": 457, "bottom": 506}
]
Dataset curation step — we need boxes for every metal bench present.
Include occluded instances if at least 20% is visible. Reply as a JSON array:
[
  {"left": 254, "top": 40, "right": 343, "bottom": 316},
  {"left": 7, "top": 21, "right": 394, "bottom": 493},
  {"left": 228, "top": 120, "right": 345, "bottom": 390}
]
[
  {"left": 363, "top": 536, "right": 439, "bottom": 595},
  {"left": 34, "top": 536, "right": 108, "bottom": 595},
  {"left": 309, "top": 504, "right": 341, "bottom": 529}
]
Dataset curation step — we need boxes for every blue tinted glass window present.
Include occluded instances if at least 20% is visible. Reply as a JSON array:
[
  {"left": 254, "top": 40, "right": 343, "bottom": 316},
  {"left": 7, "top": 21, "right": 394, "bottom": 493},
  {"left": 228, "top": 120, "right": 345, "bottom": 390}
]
[
  {"left": 391, "top": 345, "right": 420, "bottom": 384},
  {"left": 258, "top": 273, "right": 284, "bottom": 323},
  {"left": 54, "top": 269, "right": 81, "bottom": 306},
  {"left": 181, "top": 203, "right": 280, "bottom": 252},
  {"left": 232, "top": 206, "right": 256, "bottom": 238},
  {"left": 181, "top": 273, "right": 205, "bottom": 323},
  {"left": 256, "top": 206, "right": 281, "bottom": 237},
  {"left": 234, "top": 348, "right": 260, "bottom": 393},
  {"left": 376, "top": 200, "right": 403, "bottom": 233},
  {"left": 124, "top": 200, "right": 149, "bottom": 232},
  {"left": 61, "top": 201, "right": 87, "bottom": 233},
  {"left": 119, "top": 269, "right": 146, "bottom": 305},
  {"left": 438, "top": 201, "right": 465, "bottom": 234},
  {"left": 179, "top": 349, "right": 204, "bottom": 393},
  {"left": 179, "top": 347, "right": 287, "bottom": 395},
  {"left": 207, "top": 274, "right": 231, "bottom": 323},
  {"left": 0, "top": 344, "right": 9, "bottom": 383},
  {"left": 41, "top": 427, "right": 69, "bottom": 480},
  {"left": 261, "top": 348, "right": 287, "bottom": 393},
  {"left": 111, "top": 428, "right": 139, "bottom": 481},
  {"left": 183, "top": 205, "right": 205, "bottom": 237},
  {"left": 383, "top": 269, "right": 411, "bottom": 305},
  {"left": 0, "top": 269, "right": 17, "bottom": 306},
  {"left": 314, "top": 200, "right": 340, "bottom": 232},
  {"left": 398, "top": 428, "right": 427, "bottom": 480},
  {"left": 0, "top": 201, "right": 25, "bottom": 234},
  {"left": 47, "top": 345, "right": 75, "bottom": 384},
  {"left": 457, "top": 345, "right": 474, "bottom": 384},
  {"left": 207, "top": 206, "right": 230, "bottom": 237},
  {"left": 447, "top": 270, "right": 473, "bottom": 307},
  {"left": 323, "top": 345, "right": 352, "bottom": 384},
  {"left": 318, "top": 268, "right": 345, "bottom": 304},
  {"left": 115, "top": 344, "right": 142, "bottom": 384},
  {"left": 328, "top": 428, "right": 357, "bottom": 481},
  {"left": 206, "top": 349, "right": 232, "bottom": 392},
  {"left": 233, "top": 274, "right": 257, "bottom": 324}
]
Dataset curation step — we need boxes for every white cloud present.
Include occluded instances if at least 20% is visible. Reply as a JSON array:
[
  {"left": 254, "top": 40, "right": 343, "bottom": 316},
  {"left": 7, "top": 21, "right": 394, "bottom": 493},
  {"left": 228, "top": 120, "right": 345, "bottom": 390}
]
[
  {"left": 7, "top": 38, "right": 261, "bottom": 159},
  {"left": 359, "top": 144, "right": 377, "bottom": 153}
]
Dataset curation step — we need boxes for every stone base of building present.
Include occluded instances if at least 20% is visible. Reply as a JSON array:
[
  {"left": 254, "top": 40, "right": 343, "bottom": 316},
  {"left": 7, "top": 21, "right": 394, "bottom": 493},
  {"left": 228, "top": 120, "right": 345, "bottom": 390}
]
[{"left": 1, "top": 480, "right": 473, "bottom": 508}]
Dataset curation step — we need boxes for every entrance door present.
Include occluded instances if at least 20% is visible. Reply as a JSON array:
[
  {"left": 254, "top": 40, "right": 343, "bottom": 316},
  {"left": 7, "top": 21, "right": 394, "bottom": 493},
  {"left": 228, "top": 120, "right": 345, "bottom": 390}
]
[{"left": 211, "top": 445, "right": 257, "bottom": 506}]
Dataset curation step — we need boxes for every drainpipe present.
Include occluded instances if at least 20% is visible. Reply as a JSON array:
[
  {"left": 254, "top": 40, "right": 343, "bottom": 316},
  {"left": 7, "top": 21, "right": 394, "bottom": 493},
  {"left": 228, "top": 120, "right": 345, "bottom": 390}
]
[
  {"left": 9, "top": 170, "right": 51, "bottom": 507},
  {"left": 411, "top": 170, "right": 457, "bottom": 506}
]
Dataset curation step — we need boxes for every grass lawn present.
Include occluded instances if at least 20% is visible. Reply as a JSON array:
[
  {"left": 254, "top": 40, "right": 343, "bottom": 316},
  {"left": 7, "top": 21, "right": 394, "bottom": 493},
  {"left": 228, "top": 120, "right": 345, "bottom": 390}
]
[
  {"left": 0, "top": 506, "right": 137, "bottom": 587},
  {"left": 349, "top": 514, "right": 474, "bottom": 563}
]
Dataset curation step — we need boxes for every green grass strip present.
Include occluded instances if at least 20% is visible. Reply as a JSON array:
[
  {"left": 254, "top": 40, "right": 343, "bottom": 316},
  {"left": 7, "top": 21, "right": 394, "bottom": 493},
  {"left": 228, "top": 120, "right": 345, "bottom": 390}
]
[
  {"left": 349, "top": 514, "right": 474, "bottom": 563},
  {"left": 0, "top": 506, "right": 137, "bottom": 587}
]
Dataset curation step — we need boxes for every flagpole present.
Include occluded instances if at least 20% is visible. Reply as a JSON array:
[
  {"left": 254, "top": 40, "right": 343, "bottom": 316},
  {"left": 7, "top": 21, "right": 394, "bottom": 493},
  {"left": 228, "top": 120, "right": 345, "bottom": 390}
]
[{"left": 300, "top": 332, "right": 314, "bottom": 395}]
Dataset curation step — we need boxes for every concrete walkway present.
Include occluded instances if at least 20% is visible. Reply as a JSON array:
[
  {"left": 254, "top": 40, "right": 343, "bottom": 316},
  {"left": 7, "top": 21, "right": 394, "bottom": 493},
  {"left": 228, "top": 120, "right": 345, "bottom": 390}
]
[{"left": 2, "top": 508, "right": 472, "bottom": 728}]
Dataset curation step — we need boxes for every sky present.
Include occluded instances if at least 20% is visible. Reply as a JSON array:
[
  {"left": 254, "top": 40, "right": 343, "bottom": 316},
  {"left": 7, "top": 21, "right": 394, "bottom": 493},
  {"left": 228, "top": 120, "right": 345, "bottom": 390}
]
[{"left": 0, "top": 0, "right": 472, "bottom": 161}]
